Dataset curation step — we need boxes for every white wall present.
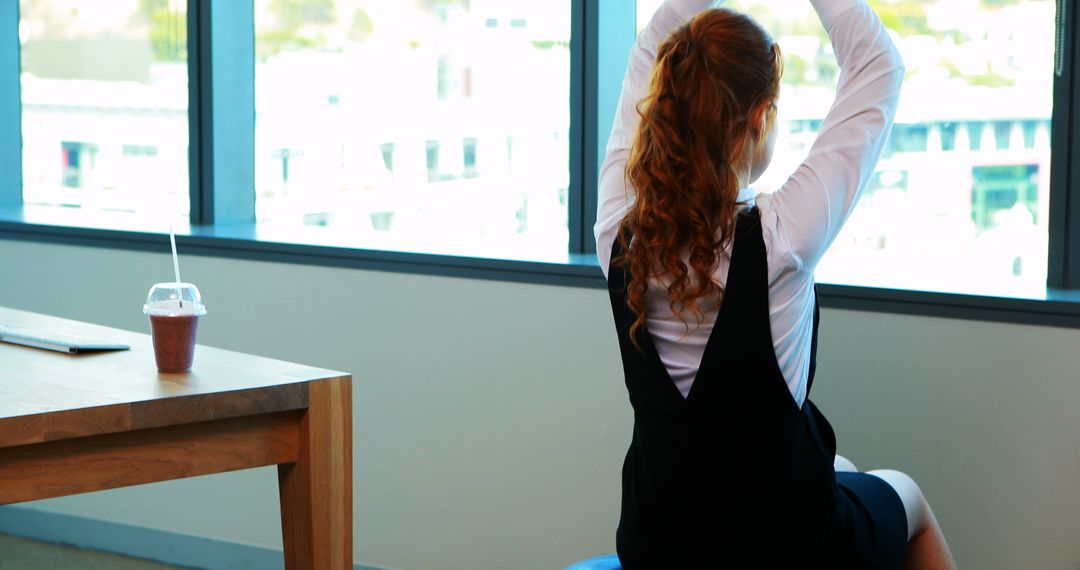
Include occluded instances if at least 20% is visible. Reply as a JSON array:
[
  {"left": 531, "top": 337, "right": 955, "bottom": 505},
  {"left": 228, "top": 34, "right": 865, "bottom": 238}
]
[{"left": 2, "top": 237, "right": 1079, "bottom": 569}]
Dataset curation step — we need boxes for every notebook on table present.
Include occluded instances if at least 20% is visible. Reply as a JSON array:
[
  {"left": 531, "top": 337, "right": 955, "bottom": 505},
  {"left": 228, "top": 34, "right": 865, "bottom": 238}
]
[{"left": 0, "top": 324, "right": 131, "bottom": 354}]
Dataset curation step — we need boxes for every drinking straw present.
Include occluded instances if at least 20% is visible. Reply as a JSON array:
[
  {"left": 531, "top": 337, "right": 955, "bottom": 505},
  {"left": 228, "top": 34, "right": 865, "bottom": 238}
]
[{"left": 169, "top": 226, "right": 184, "bottom": 308}]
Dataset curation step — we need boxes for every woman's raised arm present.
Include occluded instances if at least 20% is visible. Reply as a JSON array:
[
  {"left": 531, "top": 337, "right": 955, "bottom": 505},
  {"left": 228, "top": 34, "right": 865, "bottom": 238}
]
[{"left": 770, "top": 0, "right": 905, "bottom": 270}]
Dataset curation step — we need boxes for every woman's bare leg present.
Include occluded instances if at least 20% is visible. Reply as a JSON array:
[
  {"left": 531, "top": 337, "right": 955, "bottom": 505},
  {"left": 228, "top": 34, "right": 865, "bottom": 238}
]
[{"left": 867, "top": 469, "right": 956, "bottom": 570}]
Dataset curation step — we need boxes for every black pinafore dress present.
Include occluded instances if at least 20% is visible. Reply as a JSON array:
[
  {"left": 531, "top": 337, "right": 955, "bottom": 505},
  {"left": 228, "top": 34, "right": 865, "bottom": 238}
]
[{"left": 607, "top": 209, "right": 908, "bottom": 569}]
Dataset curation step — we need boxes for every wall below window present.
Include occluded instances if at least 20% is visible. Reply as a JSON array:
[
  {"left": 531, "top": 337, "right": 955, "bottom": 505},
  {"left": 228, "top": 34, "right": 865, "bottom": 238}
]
[{"left": 0, "top": 238, "right": 1077, "bottom": 569}]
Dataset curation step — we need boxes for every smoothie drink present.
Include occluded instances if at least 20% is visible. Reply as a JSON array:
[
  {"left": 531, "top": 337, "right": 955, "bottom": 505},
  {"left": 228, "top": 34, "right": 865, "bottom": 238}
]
[{"left": 143, "top": 283, "right": 207, "bottom": 373}]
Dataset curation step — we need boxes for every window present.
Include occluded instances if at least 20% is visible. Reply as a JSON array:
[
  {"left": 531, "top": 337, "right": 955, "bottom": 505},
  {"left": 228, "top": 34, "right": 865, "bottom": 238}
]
[
  {"left": 637, "top": 0, "right": 1055, "bottom": 295},
  {"left": 3, "top": 0, "right": 1080, "bottom": 322},
  {"left": 253, "top": 0, "right": 572, "bottom": 259},
  {"left": 19, "top": 0, "right": 189, "bottom": 222}
]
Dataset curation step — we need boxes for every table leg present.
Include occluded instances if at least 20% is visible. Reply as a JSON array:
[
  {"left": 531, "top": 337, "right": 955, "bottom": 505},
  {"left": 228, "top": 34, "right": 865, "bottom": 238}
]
[{"left": 278, "top": 377, "right": 352, "bottom": 569}]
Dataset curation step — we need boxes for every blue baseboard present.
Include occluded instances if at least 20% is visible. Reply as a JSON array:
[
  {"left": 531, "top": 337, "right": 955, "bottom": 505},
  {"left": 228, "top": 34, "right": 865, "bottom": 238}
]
[{"left": 0, "top": 506, "right": 385, "bottom": 570}]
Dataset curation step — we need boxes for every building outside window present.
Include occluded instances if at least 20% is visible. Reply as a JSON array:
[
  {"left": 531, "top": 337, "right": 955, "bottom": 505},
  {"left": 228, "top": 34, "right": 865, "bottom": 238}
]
[
  {"left": 253, "top": 0, "right": 572, "bottom": 259},
  {"left": 20, "top": 0, "right": 189, "bottom": 220}
]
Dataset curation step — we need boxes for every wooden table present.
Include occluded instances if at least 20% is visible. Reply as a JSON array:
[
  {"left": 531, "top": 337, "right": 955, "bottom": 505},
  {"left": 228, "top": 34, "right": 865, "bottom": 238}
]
[{"left": 0, "top": 307, "right": 352, "bottom": 569}]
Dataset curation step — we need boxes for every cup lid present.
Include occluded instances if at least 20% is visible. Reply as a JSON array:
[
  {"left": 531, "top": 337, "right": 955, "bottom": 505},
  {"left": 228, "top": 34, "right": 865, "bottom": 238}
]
[{"left": 143, "top": 282, "right": 207, "bottom": 316}]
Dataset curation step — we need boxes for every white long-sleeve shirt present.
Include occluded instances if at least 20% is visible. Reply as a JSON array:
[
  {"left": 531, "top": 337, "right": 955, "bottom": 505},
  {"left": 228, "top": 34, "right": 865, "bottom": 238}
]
[{"left": 595, "top": 0, "right": 904, "bottom": 408}]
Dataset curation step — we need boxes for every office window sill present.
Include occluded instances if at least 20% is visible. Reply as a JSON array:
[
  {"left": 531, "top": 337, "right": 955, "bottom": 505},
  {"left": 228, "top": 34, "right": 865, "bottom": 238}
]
[
  {"left": 3, "top": 205, "right": 1080, "bottom": 329},
  {"left": 0, "top": 206, "right": 605, "bottom": 288}
]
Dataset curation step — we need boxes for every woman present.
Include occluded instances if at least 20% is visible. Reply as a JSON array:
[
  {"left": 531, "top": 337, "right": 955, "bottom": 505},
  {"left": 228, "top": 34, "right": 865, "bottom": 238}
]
[{"left": 595, "top": 0, "right": 956, "bottom": 567}]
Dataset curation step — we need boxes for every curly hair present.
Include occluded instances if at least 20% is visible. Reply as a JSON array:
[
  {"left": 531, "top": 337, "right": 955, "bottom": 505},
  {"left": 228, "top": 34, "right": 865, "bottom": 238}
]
[{"left": 617, "top": 8, "right": 782, "bottom": 347}]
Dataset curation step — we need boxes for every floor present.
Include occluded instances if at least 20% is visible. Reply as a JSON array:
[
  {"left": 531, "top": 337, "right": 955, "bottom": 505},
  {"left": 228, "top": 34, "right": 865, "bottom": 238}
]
[{"left": 0, "top": 533, "right": 187, "bottom": 569}]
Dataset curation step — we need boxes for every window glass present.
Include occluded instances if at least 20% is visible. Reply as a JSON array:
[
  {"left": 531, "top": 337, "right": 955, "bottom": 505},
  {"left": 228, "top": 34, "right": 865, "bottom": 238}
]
[
  {"left": 20, "top": 0, "right": 190, "bottom": 222},
  {"left": 636, "top": 0, "right": 1053, "bottom": 294},
  {"left": 254, "top": 0, "right": 572, "bottom": 260}
]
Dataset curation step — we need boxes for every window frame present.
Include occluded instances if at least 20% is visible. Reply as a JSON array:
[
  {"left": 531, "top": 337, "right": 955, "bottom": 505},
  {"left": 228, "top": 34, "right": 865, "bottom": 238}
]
[
  {"left": 2, "top": 0, "right": 1080, "bottom": 331},
  {"left": 1050, "top": 0, "right": 1079, "bottom": 287},
  {"left": 0, "top": 0, "right": 19, "bottom": 209}
]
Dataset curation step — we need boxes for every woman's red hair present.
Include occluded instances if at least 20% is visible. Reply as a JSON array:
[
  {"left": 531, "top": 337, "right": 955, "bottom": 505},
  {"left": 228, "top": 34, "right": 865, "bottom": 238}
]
[{"left": 617, "top": 8, "right": 782, "bottom": 346}]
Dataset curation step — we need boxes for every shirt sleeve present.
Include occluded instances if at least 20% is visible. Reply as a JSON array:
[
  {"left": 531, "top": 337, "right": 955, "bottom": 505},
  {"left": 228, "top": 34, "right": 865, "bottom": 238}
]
[
  {"left": 769, "top": 0, "right": 905, "bottom": 271},
  {"left": 594, "top": 0, "right": 725, "bottom": 278}
]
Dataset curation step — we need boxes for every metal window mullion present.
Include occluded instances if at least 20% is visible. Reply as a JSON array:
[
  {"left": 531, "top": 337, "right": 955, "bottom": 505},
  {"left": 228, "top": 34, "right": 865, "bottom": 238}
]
[
  {"left": 188, "top": 0, "right": 255, "bottom": 226},
  {"left": 573, "top": 0, "right": 635, "bottom": 256},
  {"left": 580, "top": 0, "right": 603, "bottom": 256},
  {"left": 187, "top": 0, "right": 206, "bottom": 224},
  {"left": 0, "top": 1, "right": 21, "bottom": 207},
  {"left": 569, "top": 0, "right": 586, "bottom": 253},
  {"left": 1064, "top": 0, "right": 1080, "bottom": 289},
  {"left": 1050, "top": 0, "right": 1078, "bottom": 288}
]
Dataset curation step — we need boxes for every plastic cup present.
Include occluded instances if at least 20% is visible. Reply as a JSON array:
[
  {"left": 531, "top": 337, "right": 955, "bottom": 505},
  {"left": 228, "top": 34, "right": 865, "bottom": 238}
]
[{"left": 143, "top": 283, "right": 207, "bottom": 373}]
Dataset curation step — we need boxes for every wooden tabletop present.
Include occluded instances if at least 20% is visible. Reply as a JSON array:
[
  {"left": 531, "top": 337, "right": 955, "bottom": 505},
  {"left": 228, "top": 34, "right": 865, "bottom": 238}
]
[{"left": 0, "top": 306, "right": 349, "bottom": 448}]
